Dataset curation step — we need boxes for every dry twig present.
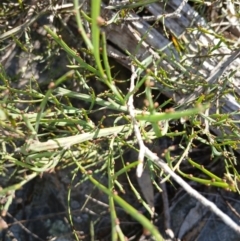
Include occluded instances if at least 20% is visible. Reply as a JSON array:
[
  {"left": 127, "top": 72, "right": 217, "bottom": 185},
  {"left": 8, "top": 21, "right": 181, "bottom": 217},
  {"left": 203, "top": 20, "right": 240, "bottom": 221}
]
[
  {"left": 127, "top": 64, "right": 146, "bottom": 178},
  {"left": 144, "top": 148, "right": 240, "bottom": 235}
]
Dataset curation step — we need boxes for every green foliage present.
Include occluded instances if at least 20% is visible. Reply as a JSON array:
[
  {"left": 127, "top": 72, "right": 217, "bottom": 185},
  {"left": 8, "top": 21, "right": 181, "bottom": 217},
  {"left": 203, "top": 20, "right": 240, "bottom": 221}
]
[{"left": 1, "top": 0, "right": 240, "bottom": 239}]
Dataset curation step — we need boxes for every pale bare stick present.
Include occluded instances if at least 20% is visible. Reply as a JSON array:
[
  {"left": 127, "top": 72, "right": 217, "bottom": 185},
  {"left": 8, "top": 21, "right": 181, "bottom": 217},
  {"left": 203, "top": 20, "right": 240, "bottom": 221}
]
[
  {"left": 127, "top": 64, "right": 146, "bottom": 177},
  {"left": 144, "top": 147, "right": 240, "bottom": 234}
]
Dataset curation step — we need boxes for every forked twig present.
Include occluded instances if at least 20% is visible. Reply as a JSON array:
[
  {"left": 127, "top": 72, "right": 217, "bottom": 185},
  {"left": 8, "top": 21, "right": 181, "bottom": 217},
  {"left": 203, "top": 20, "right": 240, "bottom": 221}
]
[{"left": 127, "top": 64, "right": 240, "bottom": 236}]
